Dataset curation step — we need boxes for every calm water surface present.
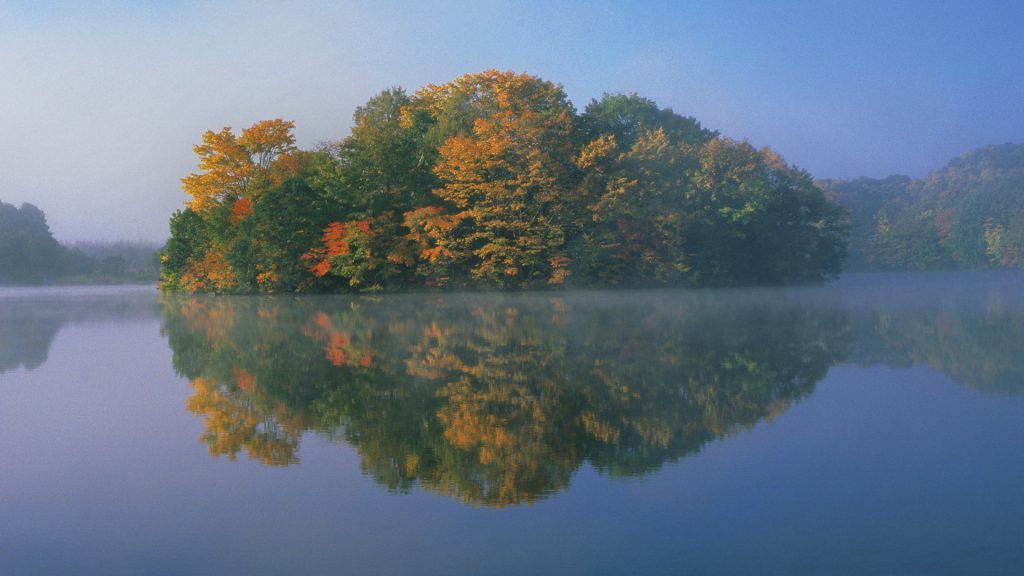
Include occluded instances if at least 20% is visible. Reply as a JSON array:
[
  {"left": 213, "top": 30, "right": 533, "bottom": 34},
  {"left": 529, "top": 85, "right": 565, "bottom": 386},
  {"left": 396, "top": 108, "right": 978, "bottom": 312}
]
[{"left": 2, "top": 274, "right": 1023, "bottom": 575}]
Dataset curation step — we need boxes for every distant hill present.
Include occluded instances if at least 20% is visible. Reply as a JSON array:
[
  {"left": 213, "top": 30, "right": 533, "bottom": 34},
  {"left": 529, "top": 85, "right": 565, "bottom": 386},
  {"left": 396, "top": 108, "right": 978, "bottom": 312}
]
[
  {"left": 0, "top": 199, "right": 160, "bottom": 284},
  {"left": 821, "top": 143, "right": 1024, "bottom": 271},
  {"left": 1, "top": 200, "right": 70, "bottom": 284}
]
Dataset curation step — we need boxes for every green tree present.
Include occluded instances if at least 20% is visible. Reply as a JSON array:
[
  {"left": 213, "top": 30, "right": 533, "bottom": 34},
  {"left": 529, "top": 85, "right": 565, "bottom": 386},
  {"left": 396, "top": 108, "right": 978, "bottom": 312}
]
[
  {"left": 580, "top": 92, "right": 716, "bottom": 149},
  {"left": 0, "top": 200, "right": 67, "bottom": 283}
]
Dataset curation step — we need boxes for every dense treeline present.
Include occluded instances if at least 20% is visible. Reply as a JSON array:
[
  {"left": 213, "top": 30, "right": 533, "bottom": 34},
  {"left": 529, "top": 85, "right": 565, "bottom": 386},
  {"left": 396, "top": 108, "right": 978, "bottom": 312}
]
[
  {"left": 0, "top": 199, "right": 159, "bottom": 284},
  {"left": 823, "top": 143, "right": 1024, "bottom": 271},
  {"left": 161, "top": 70, "right": 847, "bottom": 293}
]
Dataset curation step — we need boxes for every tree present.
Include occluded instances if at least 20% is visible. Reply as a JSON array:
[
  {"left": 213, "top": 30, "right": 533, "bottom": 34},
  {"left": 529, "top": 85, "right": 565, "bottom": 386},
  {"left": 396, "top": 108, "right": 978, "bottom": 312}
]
[
  {"left": 181, "top": 119, "right": 299, "bottom": 211},
  {"left": 410, "top": 70, "right": 580, "bottom": 287},
  {"left": 0, "top": 200, "right": 66, "bottom": 283},
  {"left": 302, "top": 89, "right": 436, "bottom": 290},
  {"left": 573, "top": 128, "right": 695, "bottom": 285},
  {"left": 580, "top": 92, "right": 716, "bottom": 149}
]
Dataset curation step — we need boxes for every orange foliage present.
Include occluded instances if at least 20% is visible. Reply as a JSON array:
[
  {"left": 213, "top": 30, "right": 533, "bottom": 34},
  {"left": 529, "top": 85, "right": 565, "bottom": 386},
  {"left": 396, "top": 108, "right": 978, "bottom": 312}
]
[
  {"left": 185, "top": 376, "right": 300, "bottom": 466},
  {"left": 321, "top": 222, "right": 350, "bottom": 256},
  {"left": 303, "top": 221, "right": 360, "bottom": 277},
  {"left": 413, "top": 70, "right": 577, "bottom": 285},
  {"left": 233, "top": 367, "right": 256, "bottom": 391},
  {"left": 180, "top": 247, "right": 236, "bottom": 292},
  {"left": 230, "top": 197, "right": 253, "bottom": 223},
  {"left": 302, "top": 311, "right": 374, "bottom": 368},
  {"left": 178, "top": 298, "right": 236, "bottom": 341}
]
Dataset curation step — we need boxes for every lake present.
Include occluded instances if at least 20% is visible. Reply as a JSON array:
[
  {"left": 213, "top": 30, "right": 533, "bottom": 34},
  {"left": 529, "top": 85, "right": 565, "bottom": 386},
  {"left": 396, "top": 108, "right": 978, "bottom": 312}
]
[{"left": 2, "top": 273, "right": 1023, "bottom": 575}]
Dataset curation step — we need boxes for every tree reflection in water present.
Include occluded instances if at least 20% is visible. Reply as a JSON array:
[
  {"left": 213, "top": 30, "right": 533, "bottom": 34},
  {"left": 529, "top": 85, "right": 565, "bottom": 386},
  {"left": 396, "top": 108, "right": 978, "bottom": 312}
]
[
  {"left": 161, "top": 291, "right": 850, "bottom": 506},
  {"left": 1, "top": 288, "right": 158, "bottom": 374}
]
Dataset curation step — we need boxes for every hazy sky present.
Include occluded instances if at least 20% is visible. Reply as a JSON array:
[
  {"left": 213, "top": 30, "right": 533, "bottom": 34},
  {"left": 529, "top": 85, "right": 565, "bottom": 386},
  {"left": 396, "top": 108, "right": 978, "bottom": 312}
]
[{"left": 2, "top": 1, "right": 1022, "bottom": 242}]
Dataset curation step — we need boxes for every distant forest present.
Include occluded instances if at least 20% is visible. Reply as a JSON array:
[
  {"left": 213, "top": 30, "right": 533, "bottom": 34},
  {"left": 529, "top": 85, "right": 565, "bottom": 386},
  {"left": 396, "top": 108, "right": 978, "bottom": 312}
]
[
  {"left": 161, "top": 70, "right": 847, "bottom": 293},
  {"left": 823, "top": 143, "right": 1024, "bottom": 271},
  {"left": 0, "top": 200, "right": 159, "bottom": 285}
]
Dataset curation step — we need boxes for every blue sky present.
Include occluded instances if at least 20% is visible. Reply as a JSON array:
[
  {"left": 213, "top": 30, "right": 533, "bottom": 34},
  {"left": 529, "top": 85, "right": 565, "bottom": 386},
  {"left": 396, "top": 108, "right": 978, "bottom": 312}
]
[{"left": 1, "top": 0, "right": 1022, "bottom": 241}]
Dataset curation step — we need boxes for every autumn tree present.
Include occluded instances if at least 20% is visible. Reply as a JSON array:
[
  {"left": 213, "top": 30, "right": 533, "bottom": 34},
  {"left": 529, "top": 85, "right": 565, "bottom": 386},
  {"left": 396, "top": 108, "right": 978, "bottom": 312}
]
[
  {"left": 181, "top": 119, "right": 299, "bottom": 211},
  {"left": 302, "top": 89, "right": 435, "bottom": 290},
  {"left": 573, "top": 128, "right": 696, "bottom": 285},
  {"left": 683, "top": 138, "right": 846, "bottom": 285},
  {"left": 574, "top": 96, "right": 844, "bottom": 286},
  {"left": 406, "top": 70, "right": 580, "bottom": 287},
  {"left": 164, "top": 119, "right": 318, "bottom": 292}
]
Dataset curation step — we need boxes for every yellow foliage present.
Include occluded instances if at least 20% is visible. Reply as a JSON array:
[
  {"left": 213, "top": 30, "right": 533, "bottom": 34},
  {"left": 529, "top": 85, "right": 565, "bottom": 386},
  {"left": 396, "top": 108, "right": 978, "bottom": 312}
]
[
  {"left": 408, "top": 70, "right": 577, "bottom": 285},
  {"left": 180, "top": 247, "right": 236, "bottom": 293},
  {"left": 181, "top": 119, "right": 297, "bottom": 211}
]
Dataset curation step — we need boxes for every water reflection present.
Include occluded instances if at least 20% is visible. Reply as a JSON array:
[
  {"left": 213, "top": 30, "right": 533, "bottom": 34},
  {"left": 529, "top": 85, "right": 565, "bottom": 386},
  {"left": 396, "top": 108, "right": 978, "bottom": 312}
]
[
  {"left": 161, "top": 291, "right": 850, "bottom": 506},
  {"left": 6, "top": 278, "right": 1024, "bottom": 507},
  {"left": 0, "top": 286, "right": 159, "bottom": 374},
  {"left": 841, "top": 273, "right": 1024, "bottom": 395}
]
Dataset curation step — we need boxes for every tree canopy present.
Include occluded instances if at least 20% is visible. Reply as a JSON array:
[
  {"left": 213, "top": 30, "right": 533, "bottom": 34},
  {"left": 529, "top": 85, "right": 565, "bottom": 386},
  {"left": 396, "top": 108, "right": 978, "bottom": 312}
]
[{"left": 161, "top": 70, "right": 848, "bottom": 293}]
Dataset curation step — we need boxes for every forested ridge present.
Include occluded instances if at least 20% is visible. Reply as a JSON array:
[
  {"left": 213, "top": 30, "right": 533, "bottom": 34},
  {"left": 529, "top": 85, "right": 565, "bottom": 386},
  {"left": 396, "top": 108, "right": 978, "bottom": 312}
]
[
  {"left": 160, "top": 70, "right": 847, "bottom": 293},
  {"left": 0, "top": 199, "right": 159, "bottom": 284},
  {"left": 823, "top": 143, "right": 1024, "bottom": 271}
]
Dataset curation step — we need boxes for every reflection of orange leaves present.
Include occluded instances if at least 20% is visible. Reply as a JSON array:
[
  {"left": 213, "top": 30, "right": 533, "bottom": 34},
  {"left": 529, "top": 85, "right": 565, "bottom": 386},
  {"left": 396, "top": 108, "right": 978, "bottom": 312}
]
[
  {"left": 312, "top": 312, "right": 332, "bottom": 329},
  {"left": 325, "top": 348, "right": 347, "bottom": 366},
  {"left": 324, "top": 331, "right": 353, "bottom": 366},
  {"left": 304, "top": 312, "right": 375, "bottom": 368},
  {"left": 405, "top": 454, "right": 420, "bottom": 476},
  {"left": 233, "top": 367, "right": 256, "bottom": 391},
  {"left": 437, "top": 380, "right": 521, "bottom": 466},
  {"left": 179, "top": 298, "right": 236, "bottom": 341},
  {"left": 185, "top": 376, "right": 299, "bottom": 466}
]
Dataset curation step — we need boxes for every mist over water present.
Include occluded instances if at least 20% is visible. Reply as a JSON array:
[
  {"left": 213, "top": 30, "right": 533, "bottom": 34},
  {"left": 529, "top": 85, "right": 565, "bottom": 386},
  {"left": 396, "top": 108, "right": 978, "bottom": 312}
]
[{"left": 2, "top": 274, "right": 1024, "bottom": 573}]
